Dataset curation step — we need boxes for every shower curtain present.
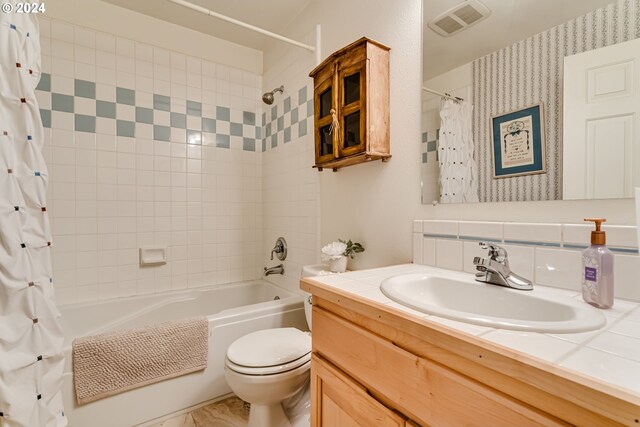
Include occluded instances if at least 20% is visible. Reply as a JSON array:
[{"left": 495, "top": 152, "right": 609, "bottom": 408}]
[
  {"left": 0, "top": 9, "right": 67, "bottom": 427},
  {"left": 438, "top": 99, "right": 479, "bottom": 204}
]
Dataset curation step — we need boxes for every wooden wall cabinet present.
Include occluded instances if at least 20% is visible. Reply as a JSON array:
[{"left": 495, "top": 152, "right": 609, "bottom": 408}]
[{"left": 309, "top": 37, "right": 391, "bottom": 171}]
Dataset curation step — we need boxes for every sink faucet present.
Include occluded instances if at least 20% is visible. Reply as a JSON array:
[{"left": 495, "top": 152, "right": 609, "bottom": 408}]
[
  {"left": 473, "top": 242, "right": 533, "bottom": 291},
  {"left": 264, "top": 264, "right": 284, "bottom": 276}
]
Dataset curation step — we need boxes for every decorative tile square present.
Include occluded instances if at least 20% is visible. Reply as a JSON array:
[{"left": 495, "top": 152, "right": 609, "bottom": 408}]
[
  {"left": 52, "top": 93, "right": 74, "bottom": 112},
  {"left": 116, "top": 120, "right": 135, "bottom": 137},
  {"left": 216, "top": 106, "right": 230, "bottom": 121},
  {"left": 216, "top": 134, "right": 229, "bottom": 149},
  {"left": 187, "top": 130, "right": 202, "bottom": 145},
  {"left": 153, "top": 125, "right": 171, "bottom": 142},
  {"left": 153, "top": 94, "right": 171, "bottom": 111},
  {"left": 135, "top": 107, "right": 153, "bottom": 124},
  {"left": 96, "top": 100, "right": 116, "bottom": 119},
  {"left": 170, "top": 112, "right": 186, "bottom": 129},
  {"left": 242, "top": 111, "right": 255, "bottom": 125},
  {"left": 75, "top": 114, "right": 96, "bottom": 133},
  {"left": 187, "top": 100, "right": 202, "bottom": 116},
  {"left": 74, "top": 79, "right": 96, "bottom": 99},
  {"left": 230, "top": 123, "right": 242, "bottom": 137},
  {"left": 298, "top": 86, "right": 307, "bottom": 104},
  {"left": 37, "top": 73, "right": 51, "bottom": 91},
  {"left": 242, "top": 138, "right": 255, "bottom": 152},
  {"left": 116, "top": 87, "right": 135, "bottom": 105},
  {"left": 201, "top": 118, "right": 215, "bottom": 133}
]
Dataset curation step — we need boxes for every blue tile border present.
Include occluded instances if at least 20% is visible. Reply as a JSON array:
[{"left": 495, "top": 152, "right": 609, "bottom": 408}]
[
  {"left": 36, "top": 76, "right": 312, "bottom": 151},
  {"left": 423, "top": 233, "right": 458, "bottom": 240},
  {"left": 503, "top": 240, "right": 562, "bottom": 248}
]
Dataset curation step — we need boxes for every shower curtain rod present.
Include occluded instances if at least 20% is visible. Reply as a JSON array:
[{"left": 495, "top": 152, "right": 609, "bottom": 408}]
[
  {"left": 167, "top": 0, "right": 321, "bottom": 63},
  {"left": 422, "top": 86, "right": 464, "bottom": 102}
]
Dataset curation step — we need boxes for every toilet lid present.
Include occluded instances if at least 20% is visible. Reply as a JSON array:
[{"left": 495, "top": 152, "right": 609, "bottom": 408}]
[{"left": 227, "top": 328, "right": 311, "bottom": 368}]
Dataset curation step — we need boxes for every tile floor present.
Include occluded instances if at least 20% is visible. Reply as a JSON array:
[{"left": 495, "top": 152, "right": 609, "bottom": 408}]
[{"left": 148, "top": 396, "right": 249, "bottom": 427}]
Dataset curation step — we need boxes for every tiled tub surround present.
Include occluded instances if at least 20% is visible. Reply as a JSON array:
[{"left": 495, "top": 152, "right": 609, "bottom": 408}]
[
  {"left": 36, "top": 16, "right": 267, "bottom": 305},
  {"left": 412, "top": 220, "right": 640, "bottom": 302},
  {"left": 307, "top": 264, "right": 640, "bottom": 394}
]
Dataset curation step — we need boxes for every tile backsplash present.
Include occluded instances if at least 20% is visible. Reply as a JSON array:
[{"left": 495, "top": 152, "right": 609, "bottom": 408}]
[{"left": 413, "top": 220, "right": 640, "bottom": 302}]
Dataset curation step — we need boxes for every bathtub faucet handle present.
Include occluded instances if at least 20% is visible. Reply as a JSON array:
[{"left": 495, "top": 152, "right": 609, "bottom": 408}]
[{"left": 270, "top": 237, "right": 287, "bottom": 261}]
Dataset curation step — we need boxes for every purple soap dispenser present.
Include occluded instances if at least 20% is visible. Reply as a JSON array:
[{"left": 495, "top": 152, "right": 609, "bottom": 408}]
[{"left": 582, "top": 218, "right": 614, "bottom": 309}]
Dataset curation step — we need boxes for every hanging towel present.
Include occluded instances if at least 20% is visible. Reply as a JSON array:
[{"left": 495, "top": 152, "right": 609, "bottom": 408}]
[{"left": 72, "top": 316, "right": 209, "bottom": 405}]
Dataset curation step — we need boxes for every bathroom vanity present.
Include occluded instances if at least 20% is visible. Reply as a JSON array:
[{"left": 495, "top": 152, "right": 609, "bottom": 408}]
[{"left": 300, "top": 265, "right": 640, "bottom": 427}]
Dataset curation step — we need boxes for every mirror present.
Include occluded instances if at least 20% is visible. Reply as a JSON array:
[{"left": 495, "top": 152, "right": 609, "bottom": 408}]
[{"left": 421, "top": 0, "right": 640, "bottom": 204}]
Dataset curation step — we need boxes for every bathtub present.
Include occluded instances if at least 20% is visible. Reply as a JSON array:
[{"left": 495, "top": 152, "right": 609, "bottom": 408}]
[{"left": 59, "top": 280, "right": 307, "bottom": 427}]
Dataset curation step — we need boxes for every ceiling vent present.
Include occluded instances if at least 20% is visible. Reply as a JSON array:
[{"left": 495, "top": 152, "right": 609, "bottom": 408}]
[{"left": 428, "top": 0, "right": 490, "bottom": 37}]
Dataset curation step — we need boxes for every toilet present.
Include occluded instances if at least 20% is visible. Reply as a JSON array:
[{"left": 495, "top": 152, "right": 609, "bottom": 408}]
[{"left": 224, "top": 264, "right": 326, "bottom": 427}]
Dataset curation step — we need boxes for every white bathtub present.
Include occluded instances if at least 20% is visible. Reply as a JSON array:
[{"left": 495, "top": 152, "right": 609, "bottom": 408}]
[{"left": 59, "top": 280, "right": 307, "bottom": 427}]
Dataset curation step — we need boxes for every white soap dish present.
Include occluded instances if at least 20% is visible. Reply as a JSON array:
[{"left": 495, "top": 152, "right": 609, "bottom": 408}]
[{"left": 139, "top": 247, "right": 167, "bottom": 266}]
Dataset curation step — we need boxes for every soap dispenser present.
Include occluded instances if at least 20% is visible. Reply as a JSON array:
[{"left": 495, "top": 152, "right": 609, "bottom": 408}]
[{"left": 582, "top": 218, "right": 614, "bottom": 309}]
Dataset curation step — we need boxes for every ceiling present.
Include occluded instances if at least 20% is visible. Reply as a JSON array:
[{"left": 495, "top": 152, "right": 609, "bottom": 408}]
[
  {"left": 423, "top": 0, "right": 616, "bottom": 80},
  {"left": 102, "top": 0, "right": 616, "bottom": 81},
  {"left": 100, "top": 0, "right": 312, "bottom": 51}
]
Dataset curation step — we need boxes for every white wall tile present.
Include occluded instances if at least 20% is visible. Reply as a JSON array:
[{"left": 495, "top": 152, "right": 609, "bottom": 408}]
[
  {"left": 422, "top": 237, "right": 436, "bottom": 266},
  {"left": 423, "top": 220, "right": 458, "bottom": 237},
  {"left": 614, "top": 254, "right": 640, "bottom": 301},
  {"left": 412, "top": 232, "right": 422, "bottom": 264},
  {"left": 458, "top": 221, "right": 503, "bottom": 241},
  {"left": 504, "top": 222, "right": 562, "bottom": 244},
  {"left": 534, "top": 248, "right": 582, "bottom": 290},
  {"left": 501, "top": 244, "right": 535, "bottom": 284},
  {"left": 462, "top": 241, "right": 487, "bottom": 274},
  {"left": 436, "top": 239, "right": 462, "bottom": 271}
]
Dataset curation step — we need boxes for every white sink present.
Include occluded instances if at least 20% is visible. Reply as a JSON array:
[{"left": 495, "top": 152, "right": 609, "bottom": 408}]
[{"left": 380, "top": 272, "right": 606, "bottom": 333}]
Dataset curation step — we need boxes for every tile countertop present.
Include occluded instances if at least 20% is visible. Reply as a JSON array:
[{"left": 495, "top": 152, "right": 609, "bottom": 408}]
[{"left": 305, "top": 263, "right": 640, "bottom": 395}]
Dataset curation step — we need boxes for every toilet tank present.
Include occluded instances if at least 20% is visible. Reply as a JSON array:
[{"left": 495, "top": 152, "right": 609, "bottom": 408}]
[{"left": 300, "top": 264, "right": 329, "bottom": 331}]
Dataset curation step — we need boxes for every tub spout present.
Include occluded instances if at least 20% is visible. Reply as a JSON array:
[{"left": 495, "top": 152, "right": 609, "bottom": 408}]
[{"left": 264, "top": 264, "right": 284, "bottom": 276}]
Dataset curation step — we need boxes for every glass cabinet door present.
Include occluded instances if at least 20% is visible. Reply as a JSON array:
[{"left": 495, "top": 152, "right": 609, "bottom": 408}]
[
  {"left": 314, "top": 76, "right": 337, "bottom": 164},
  {"left": 338, "top": 62, "right": 366, "bottom": 157}
]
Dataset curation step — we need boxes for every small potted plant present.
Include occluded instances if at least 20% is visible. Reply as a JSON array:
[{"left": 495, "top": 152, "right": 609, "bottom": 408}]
[{"left": 321, "top": 239, "right": 365, "bottom": 273}]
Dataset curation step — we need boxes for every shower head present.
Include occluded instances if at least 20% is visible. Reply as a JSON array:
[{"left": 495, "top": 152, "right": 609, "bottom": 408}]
[{"left": 262, "top": 85, "right": 284, "bottom": 105}]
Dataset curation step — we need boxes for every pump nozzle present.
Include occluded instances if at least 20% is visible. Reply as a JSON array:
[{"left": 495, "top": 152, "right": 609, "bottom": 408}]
[{"left": 584, "top": 218, "right": 607, "bottom": 245}]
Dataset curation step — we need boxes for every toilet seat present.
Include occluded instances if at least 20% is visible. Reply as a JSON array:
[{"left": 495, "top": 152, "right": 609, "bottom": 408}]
[
  {"left": 226, "top": 352, "right": 311, "bottom": 375},
  {"left": 226, "top": 328, "right": 311, "bottom": 376}
]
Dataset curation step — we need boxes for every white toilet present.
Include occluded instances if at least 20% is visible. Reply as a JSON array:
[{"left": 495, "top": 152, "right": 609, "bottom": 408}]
[{"left": 224, "top": 264, "right": 325, "bottom": 427}]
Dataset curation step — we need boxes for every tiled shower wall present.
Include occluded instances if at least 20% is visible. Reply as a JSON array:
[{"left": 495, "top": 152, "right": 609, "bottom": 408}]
[
  {"left": 260, "top": 45, "right": 321, "bottom": 294},
  {"left": 37, "top": 16, "right": 264, "bottom": 305}
]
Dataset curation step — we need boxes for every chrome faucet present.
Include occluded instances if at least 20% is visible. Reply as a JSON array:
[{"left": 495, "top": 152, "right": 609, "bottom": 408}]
[
  {"left": 264, "top": 264, "right": 284, "bottom": 276},
  {"left": 473, "top": 242, "right": 533, "bottom": 291}
]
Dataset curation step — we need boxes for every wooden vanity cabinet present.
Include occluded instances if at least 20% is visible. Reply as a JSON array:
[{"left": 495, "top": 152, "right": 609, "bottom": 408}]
[
  {"left": 303, "top": 279, "right": 640, "bottom": 427},
  {"left": 309, "top": 37, "right": 391, "bottom": 171}
]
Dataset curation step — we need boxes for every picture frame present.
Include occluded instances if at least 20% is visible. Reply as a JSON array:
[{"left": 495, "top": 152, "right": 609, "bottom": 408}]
[{"left": 490, "top": 103, "right": 546, "bottom": 179}]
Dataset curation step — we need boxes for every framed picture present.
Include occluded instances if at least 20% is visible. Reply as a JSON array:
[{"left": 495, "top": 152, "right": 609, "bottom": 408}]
[{"left": 491, "top": 103, "right": 546, "bottom": 178}]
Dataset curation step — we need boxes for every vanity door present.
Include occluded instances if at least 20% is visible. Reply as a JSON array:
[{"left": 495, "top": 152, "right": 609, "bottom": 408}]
[{"left": 311, "top": 354, "right": 405, "bottom": 427}]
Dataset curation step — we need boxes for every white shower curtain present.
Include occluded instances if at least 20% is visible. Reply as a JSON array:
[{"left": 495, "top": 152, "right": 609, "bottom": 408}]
[
  {"left": 438, "top": 99, "right": 479, "bottom": 204},
  {"left": 0, "top": 9, "right": 67, "bottom": 427}
]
